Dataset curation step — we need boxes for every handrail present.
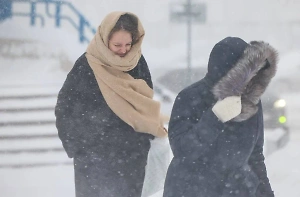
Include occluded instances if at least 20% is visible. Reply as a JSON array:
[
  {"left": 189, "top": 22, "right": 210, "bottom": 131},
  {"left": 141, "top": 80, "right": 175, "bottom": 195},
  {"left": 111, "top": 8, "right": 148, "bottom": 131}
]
[
  {"left": 10, "top": 0, "right": 96, "bottom": 43},
  {"left": 12, "top": 13, "right": 45, "bottom": 26},
  {"left": 44, "top": 1, "right": 96, "bottom": 43}
]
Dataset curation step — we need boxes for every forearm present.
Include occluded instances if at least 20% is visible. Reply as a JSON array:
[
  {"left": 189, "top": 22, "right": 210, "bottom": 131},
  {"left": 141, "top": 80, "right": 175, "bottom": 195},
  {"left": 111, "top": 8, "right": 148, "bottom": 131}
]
[
  {"left": 56, "top": 116, "right": 84, "bottom": 158},
  {"left": 169, "top": 108, "right": 223, "bottom": 159}
]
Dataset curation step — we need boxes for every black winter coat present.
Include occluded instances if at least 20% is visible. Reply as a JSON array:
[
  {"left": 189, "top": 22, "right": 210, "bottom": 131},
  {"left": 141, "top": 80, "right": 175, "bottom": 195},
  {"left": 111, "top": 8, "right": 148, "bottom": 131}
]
[
  {"left": 163, "top": 37, "right": 276, "bottom": 197},
  {"left": 55, "top": 53, "right": 154, "bottom": 197}
]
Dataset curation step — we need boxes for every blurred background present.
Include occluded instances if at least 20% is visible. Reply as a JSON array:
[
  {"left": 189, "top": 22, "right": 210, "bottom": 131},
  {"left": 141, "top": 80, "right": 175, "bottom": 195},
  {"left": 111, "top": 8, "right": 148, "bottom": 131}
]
[{"left": 0, "top": 0, "right": 299, "bottom": 196}]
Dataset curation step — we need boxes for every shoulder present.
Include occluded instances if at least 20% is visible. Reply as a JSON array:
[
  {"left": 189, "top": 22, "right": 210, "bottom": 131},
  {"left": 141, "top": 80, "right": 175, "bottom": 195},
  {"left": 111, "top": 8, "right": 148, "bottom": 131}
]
[
  {"left": 68, "top": 53, "right": 92, "bottom": 77},
  {"left": 137, "top": 54, "right": 148, "bottom": 67},
  {"left": 175, "top": 79, "right": 215, "bottom": 109},
  {"left": 173, "top": 82, "right": 201, "bottom": 111},
  {"left": 177, "top": 80, "right": 206, "bottom": 100},
  {"left": 73, "top": 53, "right": 90, "bottom": 71},
  {"left": 139, "top": 54, "right": 146, "bottom": 63},
  {"left": 61, "top": 53, "right": 94, "bottom": 87}
]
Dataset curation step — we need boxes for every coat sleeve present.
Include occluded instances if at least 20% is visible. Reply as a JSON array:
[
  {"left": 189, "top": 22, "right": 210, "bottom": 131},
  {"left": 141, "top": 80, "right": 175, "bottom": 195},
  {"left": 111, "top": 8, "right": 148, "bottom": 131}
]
[
  {"left": 248, "top": 102, "right": 275, "bottom": 197},
  {"left": 55, "top": 62, "right": 87, "bottom": 158},
  {"left": 168, "top": 90, "right": 224, "bottom": 160}
]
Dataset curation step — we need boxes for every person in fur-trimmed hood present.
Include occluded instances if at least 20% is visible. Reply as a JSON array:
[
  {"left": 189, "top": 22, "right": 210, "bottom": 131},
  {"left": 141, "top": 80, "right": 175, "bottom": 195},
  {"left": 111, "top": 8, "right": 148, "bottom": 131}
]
[
  {"left": 55, "top": 11, "right": 167, "bottom": 197},
  {"left": 163, "top": 37, "right": 277, "bottom": 197}
]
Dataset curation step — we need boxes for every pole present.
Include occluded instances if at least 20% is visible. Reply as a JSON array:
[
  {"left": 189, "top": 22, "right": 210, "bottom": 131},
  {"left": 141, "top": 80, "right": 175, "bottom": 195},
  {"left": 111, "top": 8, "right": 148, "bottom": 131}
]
[
  {"left": 30, "top": 2, "right": 36, "bottom": 26},
  {"left": 55, "top": 2, "right": 61, "bottom": 27},
  {"left": 186, "top": 0, "right": 192, "bottom": 86}
]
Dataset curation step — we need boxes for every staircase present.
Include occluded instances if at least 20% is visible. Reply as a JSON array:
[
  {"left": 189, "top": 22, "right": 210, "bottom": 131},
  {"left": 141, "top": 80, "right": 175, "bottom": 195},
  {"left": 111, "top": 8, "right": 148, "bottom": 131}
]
[
  {"left": 0, "top": 36, "right": 73, "bottom": 169},
  {"left": 0, "top": 86, "right": 72, "bottom": 168},
  {"left": 0, "top": 0, "right": 92, "bottom": 169}
]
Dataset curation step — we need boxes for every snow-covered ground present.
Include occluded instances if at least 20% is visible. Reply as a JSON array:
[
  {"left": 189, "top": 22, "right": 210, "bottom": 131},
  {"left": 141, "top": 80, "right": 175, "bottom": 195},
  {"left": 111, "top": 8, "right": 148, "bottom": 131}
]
[
  {"left": 0, "top": 128, "right": 299, "bottom": 197},
  {"left": 1, "top": 8, "right": 300, "bottom": 197},
  {"left": 266, "top": 131, "right": 300, "bottom": 197}
]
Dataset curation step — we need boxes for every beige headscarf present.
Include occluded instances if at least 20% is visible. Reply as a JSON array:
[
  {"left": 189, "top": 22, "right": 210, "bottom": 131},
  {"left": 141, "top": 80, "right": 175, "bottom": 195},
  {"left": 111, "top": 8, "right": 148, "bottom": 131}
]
[{"left": 85, "top": 11, "right": 167, "bottom": 137}]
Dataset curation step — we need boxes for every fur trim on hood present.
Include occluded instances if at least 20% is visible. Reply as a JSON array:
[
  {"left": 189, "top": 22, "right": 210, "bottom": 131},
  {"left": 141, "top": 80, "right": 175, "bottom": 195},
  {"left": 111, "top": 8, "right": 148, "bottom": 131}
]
[{"left": 212, "top": 41, "right": 278, "bottom": 122}]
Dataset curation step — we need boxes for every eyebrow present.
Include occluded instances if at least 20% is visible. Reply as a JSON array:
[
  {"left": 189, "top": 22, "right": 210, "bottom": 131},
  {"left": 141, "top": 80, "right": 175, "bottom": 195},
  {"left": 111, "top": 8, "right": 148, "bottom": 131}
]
[{"left": 113, "top": 41, "right": 132, "bottom": 45}]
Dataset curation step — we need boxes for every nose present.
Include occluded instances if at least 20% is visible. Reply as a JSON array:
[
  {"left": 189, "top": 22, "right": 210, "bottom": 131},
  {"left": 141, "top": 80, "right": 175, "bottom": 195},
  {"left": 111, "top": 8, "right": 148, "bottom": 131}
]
[{"left": 120, "top": 47, "right": 127, "bottom": 54}]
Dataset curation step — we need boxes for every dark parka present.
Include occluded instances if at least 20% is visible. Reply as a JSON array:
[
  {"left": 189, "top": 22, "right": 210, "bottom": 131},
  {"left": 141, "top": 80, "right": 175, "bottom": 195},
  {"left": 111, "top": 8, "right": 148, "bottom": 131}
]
[
  {"left": 163, "top": 37, "right": 277, "bottom": 197},
  {"left": 55, "top": 53, "right": 154, "bottom": 197}
]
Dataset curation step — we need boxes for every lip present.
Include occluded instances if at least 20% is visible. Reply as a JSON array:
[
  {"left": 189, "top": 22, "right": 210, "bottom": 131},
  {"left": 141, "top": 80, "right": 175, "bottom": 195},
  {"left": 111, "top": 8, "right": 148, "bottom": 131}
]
[{"left": 118, "top": 54, "right": 126, "bottom": 57}]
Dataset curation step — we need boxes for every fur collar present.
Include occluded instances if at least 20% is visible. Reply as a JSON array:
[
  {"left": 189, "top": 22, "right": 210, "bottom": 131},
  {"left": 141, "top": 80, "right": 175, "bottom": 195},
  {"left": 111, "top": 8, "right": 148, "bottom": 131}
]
[{"left": 212, "top": 41, "right": 278, "bottom": 122}]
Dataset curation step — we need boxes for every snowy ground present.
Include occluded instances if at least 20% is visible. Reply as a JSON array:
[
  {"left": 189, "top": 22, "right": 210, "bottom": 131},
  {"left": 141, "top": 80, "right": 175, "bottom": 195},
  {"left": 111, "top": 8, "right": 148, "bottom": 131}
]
[
  {"left": 266, "top": 131, "right": 300, "bottom": 197},
  {"left": 0, "top": 130, "right": 299, "bottom": 197}
]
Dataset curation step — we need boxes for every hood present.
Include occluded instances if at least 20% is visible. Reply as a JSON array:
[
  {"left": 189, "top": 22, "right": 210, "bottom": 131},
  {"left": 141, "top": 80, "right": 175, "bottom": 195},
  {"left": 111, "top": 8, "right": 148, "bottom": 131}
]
[
  {"left": 206, "top": 37, "right": 278, "bottom": 122},
  {"left": 86, "top": 11, "right": 145, "bottom": 72},
  {"left": 99, "top": 11, "right": 145, "bottom": 47}
]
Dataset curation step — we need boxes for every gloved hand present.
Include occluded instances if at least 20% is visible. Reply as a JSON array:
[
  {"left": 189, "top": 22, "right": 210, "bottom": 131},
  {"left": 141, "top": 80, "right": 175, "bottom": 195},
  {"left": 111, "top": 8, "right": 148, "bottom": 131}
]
[{"left": 212, "top": 96, "right": 242, "bottom": 123}]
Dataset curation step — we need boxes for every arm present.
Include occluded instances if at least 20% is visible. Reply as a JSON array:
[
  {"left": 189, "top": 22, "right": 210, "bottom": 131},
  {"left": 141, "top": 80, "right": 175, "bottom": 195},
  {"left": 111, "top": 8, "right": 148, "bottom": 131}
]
[
  {"left": 248, "top": 102, "right": 274, "bottom": 197},
  {"left": 55, "top": 61, "right": 87, "bottom": 158},
  {"left": 168, "top": 91, "right": 224, "bottom": 160}
]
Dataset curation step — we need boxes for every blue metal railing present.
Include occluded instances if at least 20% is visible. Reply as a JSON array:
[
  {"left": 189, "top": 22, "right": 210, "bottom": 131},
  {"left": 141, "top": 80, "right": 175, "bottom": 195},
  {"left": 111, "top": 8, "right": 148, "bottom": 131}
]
[
  {"left": 4, "top": 0, "right": 96, "bottom": 43},
  {"left": 43, "top": 0, "right": 96, "bottom": 43},
  {"left": 0, "top": 0, "right": 12, "bottom": 21}
]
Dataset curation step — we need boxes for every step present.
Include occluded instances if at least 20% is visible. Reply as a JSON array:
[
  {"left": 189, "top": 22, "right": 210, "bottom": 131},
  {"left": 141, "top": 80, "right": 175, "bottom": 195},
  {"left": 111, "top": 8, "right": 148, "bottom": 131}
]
[
  {"left": 0, "top": 86, "right": 61, "bottom": 98},
  {"left": 0, "top": 151, "right": 71, "bottom": 168},
  {"left": 0, "top": 124, "right": 58, "bottom": 136},
  {"left": 0, "top": 137, "right": 62, "bottom": 151},
  {"left": 0, "top": 110, "right": 55, "bottom": 126},
  {"left": 0, "top": 97, "right": 57, "bottom": 111}
]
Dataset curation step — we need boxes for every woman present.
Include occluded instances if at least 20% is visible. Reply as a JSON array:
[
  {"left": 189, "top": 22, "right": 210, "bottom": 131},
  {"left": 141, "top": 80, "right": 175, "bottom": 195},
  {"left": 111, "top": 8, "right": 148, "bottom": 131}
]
[
  {"left": 55, "top": 11, "right": 167, "bottom": 197},
  {"left": 163, "top": 37, "right": 277, "bottom": 197}
]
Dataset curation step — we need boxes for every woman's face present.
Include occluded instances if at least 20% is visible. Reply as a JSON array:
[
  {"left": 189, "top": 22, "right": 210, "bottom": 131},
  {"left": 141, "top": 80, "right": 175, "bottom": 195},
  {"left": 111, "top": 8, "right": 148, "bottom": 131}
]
[{"left": 108, "top": 30, "right": 132, "bottom": 57}]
